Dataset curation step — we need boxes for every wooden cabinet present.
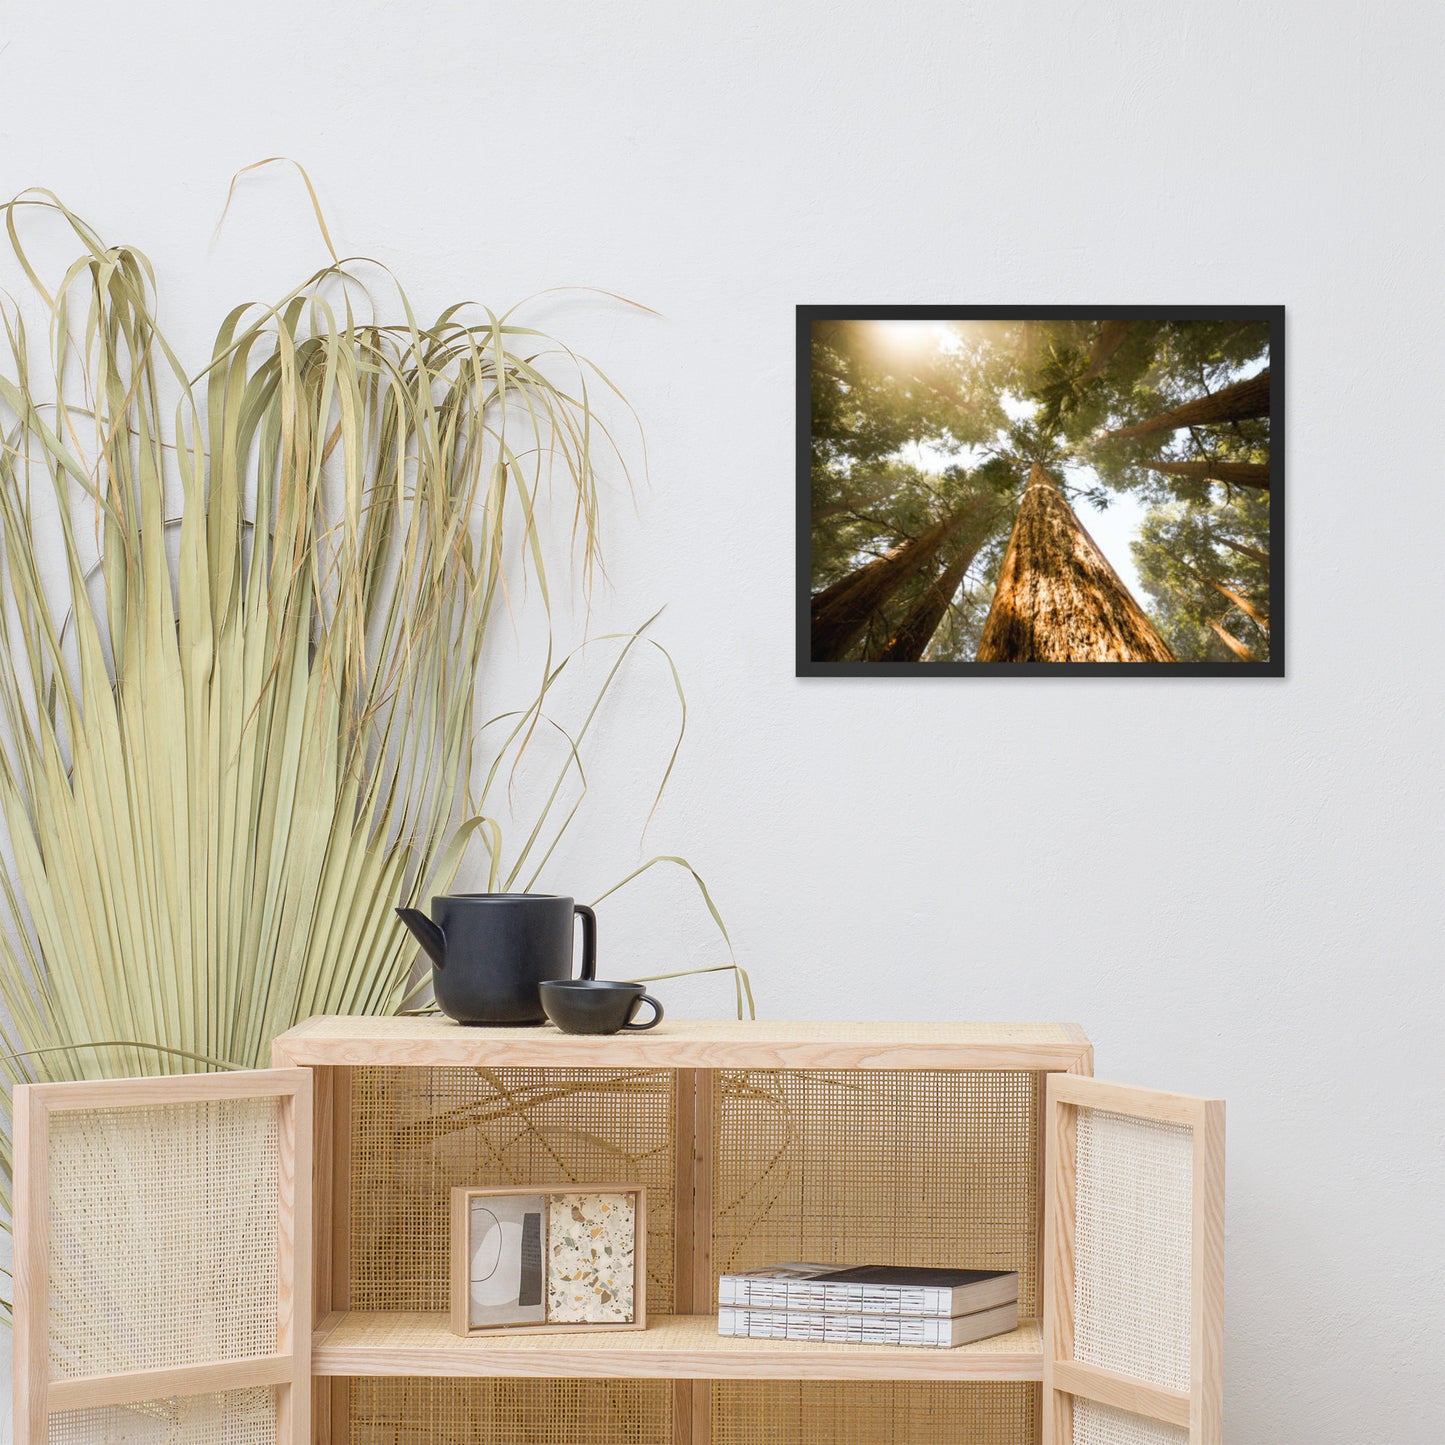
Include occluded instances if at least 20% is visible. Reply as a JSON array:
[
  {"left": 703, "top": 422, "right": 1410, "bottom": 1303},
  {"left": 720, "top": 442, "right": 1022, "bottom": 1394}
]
[{"left": 11, "top": 1019, "right": 1223, "bottom": 1445}]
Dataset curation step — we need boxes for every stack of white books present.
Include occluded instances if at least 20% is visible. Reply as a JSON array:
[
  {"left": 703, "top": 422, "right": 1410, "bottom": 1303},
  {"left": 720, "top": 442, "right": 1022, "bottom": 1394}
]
[{"left": 716, "top": 1262, "right": 1019, "bottom": 1349}]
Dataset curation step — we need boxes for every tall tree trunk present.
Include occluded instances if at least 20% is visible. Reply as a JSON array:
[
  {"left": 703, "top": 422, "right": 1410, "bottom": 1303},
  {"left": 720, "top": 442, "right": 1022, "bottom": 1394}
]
[
  {"left": 1079, "top": 320, "right": 1132, "bottom": 383},
  {"left": 1147, "top": 459, "right": 1270, "bottom": 490},
  {"left": 1102, "top": 369, "right": 1270, "bottom": 443},
  {"left": 977, "top": 466, "right": 1173, "bottom": 662},
  {"left": 1215, "top": 535, "right": 1270, "bottom": 566},
  {"left": 1169, "top": 550, "right": 1269, "bottom": 634},
  {"left": 1207, "top": 617, "right": 1259, "bottom": 662},
  {"left": 874, "top": 503, "right": 1000, "bottom": 662},
  {"left": 811, "top": 510, "right": 966, "bottom": 661},
  {"left": 1207, "top": 577, "right": 1269, "bottom": 634},
  {"left": 1202, "top": 575, "right": 1271, "bottom": 632}
]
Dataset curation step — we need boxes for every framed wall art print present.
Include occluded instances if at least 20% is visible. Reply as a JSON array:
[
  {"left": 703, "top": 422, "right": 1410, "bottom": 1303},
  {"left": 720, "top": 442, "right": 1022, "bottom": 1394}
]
[{"left": 799, "top": 306, "right": 1284, "bottom": 676}]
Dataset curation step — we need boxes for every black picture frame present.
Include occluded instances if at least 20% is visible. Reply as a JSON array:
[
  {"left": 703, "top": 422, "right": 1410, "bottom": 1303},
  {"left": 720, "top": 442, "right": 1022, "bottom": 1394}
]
[{"left": 796, "top": 305, "right": 1285, "bottom": 677}]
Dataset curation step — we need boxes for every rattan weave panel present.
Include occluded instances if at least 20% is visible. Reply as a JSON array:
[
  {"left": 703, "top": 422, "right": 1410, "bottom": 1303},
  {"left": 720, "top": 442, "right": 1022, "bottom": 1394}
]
[
  {"left": 1072, "top": 1399, "right": 1189, "bottom": 1445},
  {"left": 47, "top": 1099, "right": 280, "bottom": 1377},
  {"left": 712, "top": 1070, "right": 1041, "bottom": 1316},
  {"left": 349, "top": 1067, "right": 675, "bottom": 1314},
  {"left": 713, "top": 1380, "right": 1039, "bottom": 1445},
  {"left": 347, "top": 1377, "right": 673, "bottom": 1445},
  {"left": 47, "top": 1388, "right": 277, "bottom": 1444},
  {"left": 1074, "top": 1108, "right": 1192, "bottom": 1391}
]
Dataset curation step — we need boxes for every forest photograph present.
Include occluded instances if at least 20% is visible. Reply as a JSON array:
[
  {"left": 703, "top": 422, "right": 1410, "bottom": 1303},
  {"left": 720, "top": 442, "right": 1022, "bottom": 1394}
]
[{"left": 799, "top": 307, "right": 1283, "bottom": 675}]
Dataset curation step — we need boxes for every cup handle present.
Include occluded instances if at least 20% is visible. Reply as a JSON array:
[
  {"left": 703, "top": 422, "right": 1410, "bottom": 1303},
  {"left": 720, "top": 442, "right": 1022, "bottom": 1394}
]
[
  {"left": 622, "top": 993, "right": 664, "bottom": 1031},
  {"left": 573, "top": 904, "right": 597, "bottom": 980}
]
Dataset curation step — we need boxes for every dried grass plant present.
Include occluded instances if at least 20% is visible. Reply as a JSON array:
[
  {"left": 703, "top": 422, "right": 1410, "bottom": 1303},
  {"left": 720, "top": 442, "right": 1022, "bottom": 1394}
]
[{"left": 0, "top": 174, "right": 748, "bottom": 1319}]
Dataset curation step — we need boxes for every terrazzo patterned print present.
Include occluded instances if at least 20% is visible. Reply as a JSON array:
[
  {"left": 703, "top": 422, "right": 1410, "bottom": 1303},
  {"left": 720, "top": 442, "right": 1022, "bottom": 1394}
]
[{"left": 546, "top": 1192, "right": 637, "bottom": 1323}]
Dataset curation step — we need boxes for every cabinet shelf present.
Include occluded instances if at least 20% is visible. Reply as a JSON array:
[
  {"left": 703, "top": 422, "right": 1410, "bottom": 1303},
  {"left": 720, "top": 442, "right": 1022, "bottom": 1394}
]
[{"left": 311, "top": 1311, "right": 1044, "bottom": 1382}]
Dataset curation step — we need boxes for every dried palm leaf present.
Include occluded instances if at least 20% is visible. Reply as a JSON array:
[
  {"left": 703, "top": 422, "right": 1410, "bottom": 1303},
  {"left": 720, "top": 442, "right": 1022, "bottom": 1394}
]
[{"left": 0, "top": 182, "right": 748, "bottom": 1320}]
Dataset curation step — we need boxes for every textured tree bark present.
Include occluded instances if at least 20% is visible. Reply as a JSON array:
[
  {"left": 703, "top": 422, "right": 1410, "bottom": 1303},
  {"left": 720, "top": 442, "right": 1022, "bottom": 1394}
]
[
  {"left": 1207, "top": 617, "right": 1259, "bottom": 662},
  {"left": 1079, "top": 320, "right": 1132, "bottom": 383},
  {"left": 1147, "top": 459, "right": 1270, "bottom": 490},
  {"left": 976, "top": 466, "right": 1173, "bottom": 663},
  {"left": 1102, "top": 369, "right": 1270, "bottom": 443},
  {"left": 810, "top": 511, "right": 967, "bottom": 661},
  {"left": 873, "top": 503, "right": 1000, "bottom": 662}
]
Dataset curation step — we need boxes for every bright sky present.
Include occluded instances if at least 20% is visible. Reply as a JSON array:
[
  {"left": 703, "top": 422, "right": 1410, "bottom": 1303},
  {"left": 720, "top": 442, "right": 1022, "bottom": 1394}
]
[{"left": 1062, "top": 464, "right": 1149, "bottom": 601}]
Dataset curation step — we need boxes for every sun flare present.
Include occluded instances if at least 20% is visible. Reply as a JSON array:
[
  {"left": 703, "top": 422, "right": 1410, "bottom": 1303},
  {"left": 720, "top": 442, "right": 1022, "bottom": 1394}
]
[{"left": 872, "top": 319, "right": 960, "bottom": 354}]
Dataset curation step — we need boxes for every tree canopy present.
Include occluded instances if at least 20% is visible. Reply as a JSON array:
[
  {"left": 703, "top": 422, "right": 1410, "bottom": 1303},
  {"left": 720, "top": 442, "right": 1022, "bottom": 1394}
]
[{"left": 808, "top": 315, "right": 1273, "bottom": 665}]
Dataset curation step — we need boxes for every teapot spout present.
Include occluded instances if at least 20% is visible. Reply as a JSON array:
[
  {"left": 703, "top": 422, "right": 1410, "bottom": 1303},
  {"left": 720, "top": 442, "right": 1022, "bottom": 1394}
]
[{"left": 396, "top": 907, "right": 447, "bottom": 969}]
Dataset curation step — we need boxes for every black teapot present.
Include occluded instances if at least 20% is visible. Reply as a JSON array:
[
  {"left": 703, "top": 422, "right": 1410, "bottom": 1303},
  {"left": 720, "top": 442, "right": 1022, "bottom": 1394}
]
[{"left": 396, "top": 893, "right": 597, "bottom": 1025}]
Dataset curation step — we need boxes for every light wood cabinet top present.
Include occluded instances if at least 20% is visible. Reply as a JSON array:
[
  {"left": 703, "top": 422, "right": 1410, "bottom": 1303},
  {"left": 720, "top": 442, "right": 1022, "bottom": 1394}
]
[{"left": 272, "top": 1015, "right": 1092, "bottom": 1071}]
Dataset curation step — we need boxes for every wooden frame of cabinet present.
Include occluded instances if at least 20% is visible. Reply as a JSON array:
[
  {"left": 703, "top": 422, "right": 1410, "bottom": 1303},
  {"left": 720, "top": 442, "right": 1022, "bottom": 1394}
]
[
  {"left": 1043, "top": 1074, "right": 1226, "bottom": 1445},
  {"left": 11, "top": 1069, "right": 312, "bottom": 1445},
  {"left": 11, "top": 1018, "right": 1223, "bottom": 1445},
  {"left": 270, "top": 1018, "right": 1097, "bottom": 1445}
]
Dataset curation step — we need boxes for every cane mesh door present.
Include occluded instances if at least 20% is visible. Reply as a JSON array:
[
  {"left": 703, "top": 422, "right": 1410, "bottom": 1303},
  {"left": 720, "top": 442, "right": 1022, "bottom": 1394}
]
[
  {"left": 1043, "top": 1076, "right": 1224, "bottom": 1445},
  {"left": 12, "top": 1069, "right": 311, "bottom": 1445}
]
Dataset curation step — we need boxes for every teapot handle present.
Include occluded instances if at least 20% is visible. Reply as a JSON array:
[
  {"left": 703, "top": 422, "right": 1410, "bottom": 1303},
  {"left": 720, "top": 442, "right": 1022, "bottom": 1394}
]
[{"left": 574, "top": 904, "right": 597, "bottom": 980}]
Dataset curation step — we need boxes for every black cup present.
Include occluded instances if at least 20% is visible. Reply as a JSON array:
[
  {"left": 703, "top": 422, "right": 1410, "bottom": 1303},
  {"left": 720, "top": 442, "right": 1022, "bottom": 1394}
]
[{"left": 539, "top": 980, "right": 664, "bottom": 1035}]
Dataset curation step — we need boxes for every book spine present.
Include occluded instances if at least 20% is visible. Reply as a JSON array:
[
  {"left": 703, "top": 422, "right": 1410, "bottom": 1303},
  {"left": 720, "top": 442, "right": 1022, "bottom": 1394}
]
[{"left": 717, "top": 1307, "right": 955, "bottom": 1347}]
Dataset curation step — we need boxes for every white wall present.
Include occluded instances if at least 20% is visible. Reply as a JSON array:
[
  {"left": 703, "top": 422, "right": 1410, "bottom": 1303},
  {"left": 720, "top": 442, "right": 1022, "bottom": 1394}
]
[{"left": 3, "top": 1, "right": 1442, "bottom": 1439}]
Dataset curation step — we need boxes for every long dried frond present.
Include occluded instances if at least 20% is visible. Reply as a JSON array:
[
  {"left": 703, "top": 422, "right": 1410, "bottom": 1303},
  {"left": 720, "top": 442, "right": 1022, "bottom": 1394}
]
[{"left": 0, "top": 193, "right": 625, "bottom": 1310}]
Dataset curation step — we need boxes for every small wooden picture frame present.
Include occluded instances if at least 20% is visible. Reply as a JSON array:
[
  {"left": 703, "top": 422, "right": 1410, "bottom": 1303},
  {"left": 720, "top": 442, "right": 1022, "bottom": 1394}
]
[{"left": 450, "top": 1184, "right": 647, "bottom": 1337}]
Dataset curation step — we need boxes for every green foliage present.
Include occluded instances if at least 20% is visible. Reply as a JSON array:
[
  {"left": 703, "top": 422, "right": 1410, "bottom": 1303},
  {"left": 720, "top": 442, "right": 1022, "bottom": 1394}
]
[
  {"left": 988, "top": 419, "right": 1068, "bottom": 472},
  {"left": 1033, "top": 319, "right": 1267, "bottom": 444},
  {"left": 810, "top": 319, "right": 1008, "bottom": 503},
  {"left": 1132, "top": 496, "right": 1271, "bottom": 662},
  {"left": 844, "top": 464, "right": 1018, "bottom": 661},
  {"left": 810, "top": 314, "right": 1272, "bottom": 664},
  {"left": 811, "top": 459, "right": 936, "bottom": 591},
  {"left": 1065, "top": 321, "right": 1270, "bottom": 500},
  {"left": 920, "top": 527, "right": 1010, "bottom": 662}
]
